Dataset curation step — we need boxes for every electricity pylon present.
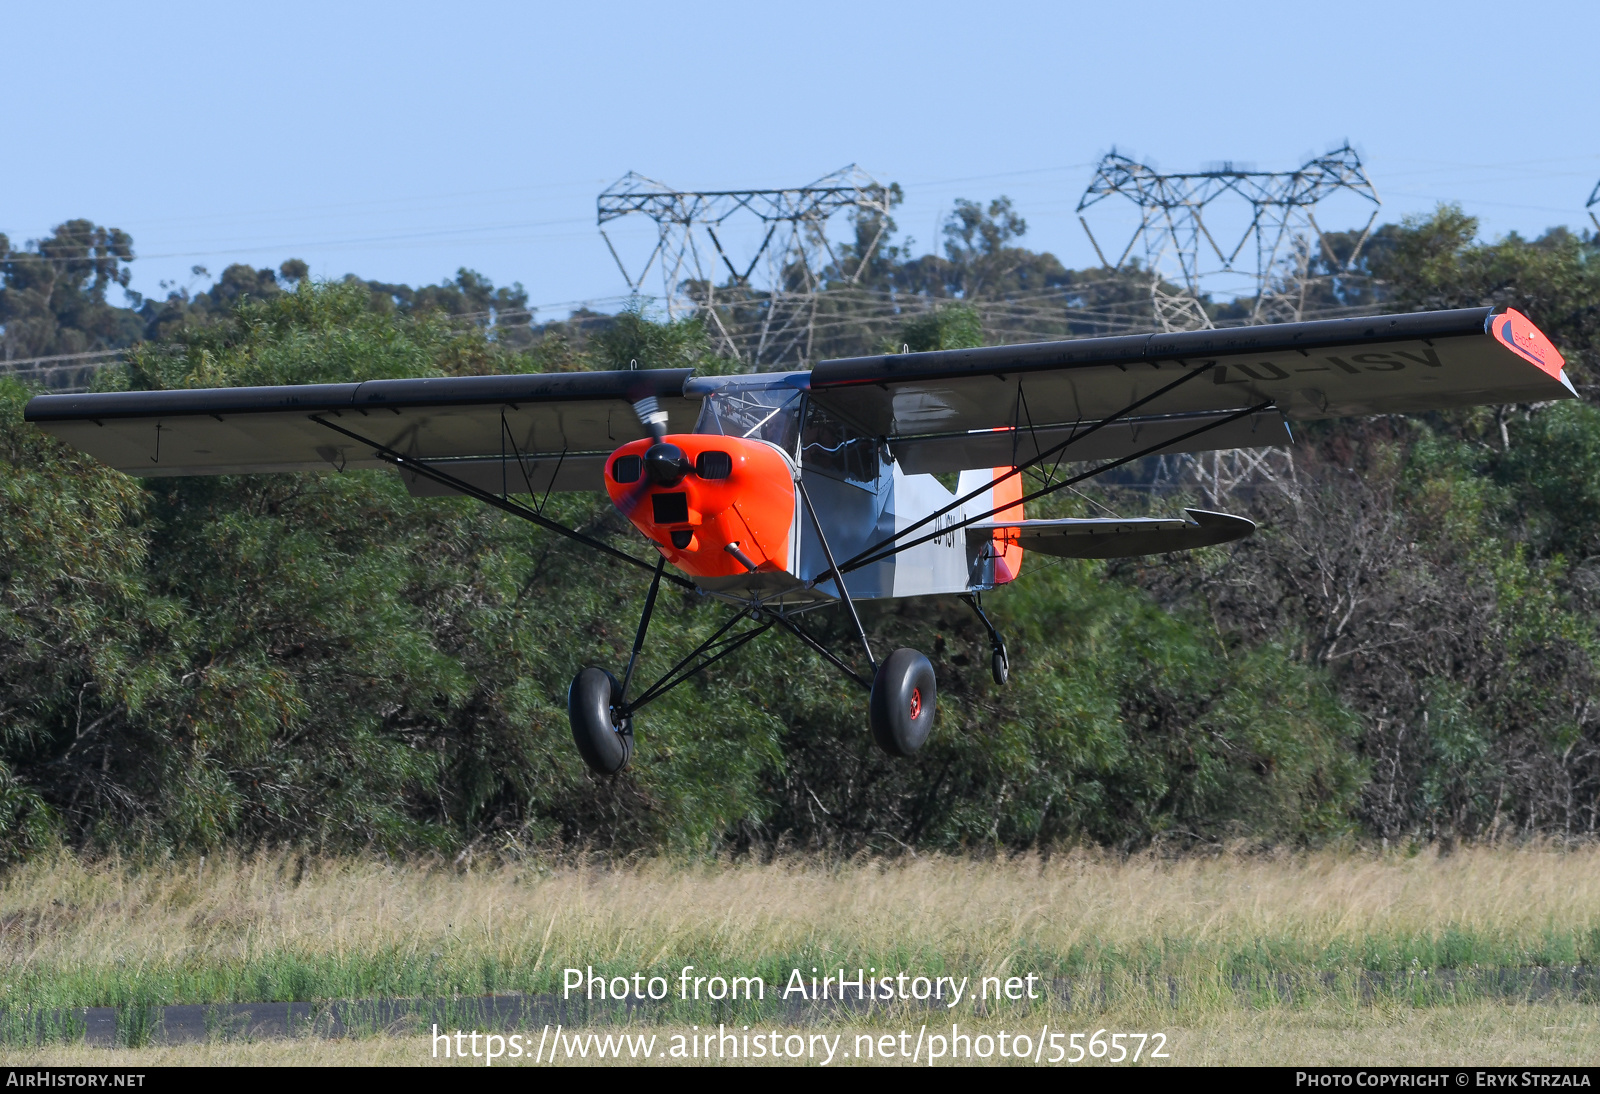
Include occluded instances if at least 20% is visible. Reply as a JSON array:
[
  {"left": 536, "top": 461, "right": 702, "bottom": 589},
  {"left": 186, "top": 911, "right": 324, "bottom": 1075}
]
[
  {"left": 1076, "top": 144, "right": 1381, "bottom": 332},
  {"left": 597, "top": 166, "right": 894, "bottom": 368}
]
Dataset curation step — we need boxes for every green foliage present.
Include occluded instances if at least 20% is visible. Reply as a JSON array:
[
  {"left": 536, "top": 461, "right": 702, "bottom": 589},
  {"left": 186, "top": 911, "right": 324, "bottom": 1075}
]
[
  {"left": 0, "top": 220, "right": 143, "bottom": 358},
  {"left": 893, "top": 303, "right": 984, "bottom": 353},
  {"left": 1493, "top": 400, "right": 1600, "bottom": 557},
  {"left": 1369, "top": 205, "right": 1600, "bottom": 383},
  {"left": 1401, "top": 415, "right": 1600, "bottom": 839},
  {"left": 0, "top": 376, "right": 168, "bottom": 857},
  {"left": 591, "top": 299, "right": 732, "bottom": 375},
  {"left": 967, "top": 560, "right": 1361, "bottom": 846}
]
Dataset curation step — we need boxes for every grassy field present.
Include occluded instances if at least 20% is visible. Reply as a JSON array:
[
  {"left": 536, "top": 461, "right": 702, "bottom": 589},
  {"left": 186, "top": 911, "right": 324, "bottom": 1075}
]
[
  {"left": 0, "top": 846, "right": 1596, "bottom": 1065},
  {"left": 4, "top": 1003, "right": 1596, "bottom": 1066}
]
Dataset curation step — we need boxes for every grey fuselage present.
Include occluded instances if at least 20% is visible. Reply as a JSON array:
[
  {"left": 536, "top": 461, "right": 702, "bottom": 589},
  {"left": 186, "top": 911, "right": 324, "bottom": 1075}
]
[{"left": 685, "top": 373, "right": 1003, "bottom": 611}]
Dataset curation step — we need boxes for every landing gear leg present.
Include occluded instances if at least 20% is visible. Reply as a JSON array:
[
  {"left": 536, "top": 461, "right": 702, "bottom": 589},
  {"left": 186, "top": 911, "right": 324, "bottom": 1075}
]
[
  {"left": 568, "top": 556, "right": 663, "bottom": 776},
  {"left": 962, "top": 593, "right": 1009, "bottom": 686}
]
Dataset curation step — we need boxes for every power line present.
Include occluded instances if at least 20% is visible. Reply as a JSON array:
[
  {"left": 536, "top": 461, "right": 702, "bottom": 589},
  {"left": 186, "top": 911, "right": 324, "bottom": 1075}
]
[{"left": 0, "top": 347, "right": 128, "bottom": 367}]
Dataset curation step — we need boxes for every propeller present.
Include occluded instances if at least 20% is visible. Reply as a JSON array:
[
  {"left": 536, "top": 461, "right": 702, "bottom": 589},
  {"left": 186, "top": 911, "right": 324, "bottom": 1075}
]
[{"left": 613, "top": 395, "right": 689, "bottom": 521}]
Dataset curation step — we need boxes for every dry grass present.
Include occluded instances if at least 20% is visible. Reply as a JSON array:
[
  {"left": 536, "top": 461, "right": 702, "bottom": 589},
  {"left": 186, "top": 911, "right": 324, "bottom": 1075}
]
[
  {"left": 7, "top": 845, "right": 1600, "bottom": 960},
  {"left": 0, "top": 845, "right": 1595, "bottom": 1063},
  {"left": 4, "top": 845, "right": 1597, "bottom": 984}
]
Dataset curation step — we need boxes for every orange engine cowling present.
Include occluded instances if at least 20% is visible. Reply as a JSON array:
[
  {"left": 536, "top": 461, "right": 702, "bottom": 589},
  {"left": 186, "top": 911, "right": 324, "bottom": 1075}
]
[{"left": 604, "top": 434, "right": 796, "bottom": 579}]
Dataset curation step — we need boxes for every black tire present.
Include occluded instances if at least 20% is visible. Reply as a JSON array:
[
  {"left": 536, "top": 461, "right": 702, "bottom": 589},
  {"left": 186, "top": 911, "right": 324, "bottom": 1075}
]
[
  {"left": 869, "top": 648, "right": 937, "bottom": 757},
  {"left": 568, "top": 667, "right": 633, "bottom": 774},
  {"left": 991, "top": 646, "right": 1010, "bottom": 687}
]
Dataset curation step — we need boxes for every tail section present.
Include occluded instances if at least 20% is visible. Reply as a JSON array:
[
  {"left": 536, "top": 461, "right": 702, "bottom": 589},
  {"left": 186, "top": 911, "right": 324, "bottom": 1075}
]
[
  {"left": 956, "top": 466, "right": 1024, "bottom": 585},
  {"left": 990, "top": 467, "right": 1024, "bottom": 583}
]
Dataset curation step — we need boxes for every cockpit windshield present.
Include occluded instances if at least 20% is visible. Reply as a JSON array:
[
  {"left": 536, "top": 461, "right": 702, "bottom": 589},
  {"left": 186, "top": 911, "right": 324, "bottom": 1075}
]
[{"left": 694, "top": 387, "right": 803, "bottom": 453}]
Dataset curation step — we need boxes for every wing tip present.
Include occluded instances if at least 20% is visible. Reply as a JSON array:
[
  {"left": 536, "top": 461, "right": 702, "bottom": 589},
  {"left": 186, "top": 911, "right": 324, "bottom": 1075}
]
[{"left": 1184, "top": 507, "right": 1257, "bottom": 543}]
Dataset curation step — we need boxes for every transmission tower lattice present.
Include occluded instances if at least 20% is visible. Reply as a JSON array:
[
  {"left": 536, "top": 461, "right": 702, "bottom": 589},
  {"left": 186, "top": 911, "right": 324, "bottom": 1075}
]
[
  {"left": 1075, "top": 144, "right": 1381, "bottom": 334},
  {"left": 1076, "top": 146, "right": 1379, "bottom": 499},
  {"left": 1587, "top": 179, "right": 1600, "bottom": 232},
  {"left": 597, "top": 166, "right": 893, "bottom": 368}
]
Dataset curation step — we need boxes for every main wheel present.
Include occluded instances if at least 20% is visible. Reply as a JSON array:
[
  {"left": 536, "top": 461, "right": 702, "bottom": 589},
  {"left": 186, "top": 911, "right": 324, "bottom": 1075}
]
[
  {"left": 869, "top": 648, "right": 937, "bottom": 757},
  {"left": 991, "top": 643, "right": 1010, "bottom": 686},
  {"left": 568, "top": 667, "right": 633, "bottom": 774}
]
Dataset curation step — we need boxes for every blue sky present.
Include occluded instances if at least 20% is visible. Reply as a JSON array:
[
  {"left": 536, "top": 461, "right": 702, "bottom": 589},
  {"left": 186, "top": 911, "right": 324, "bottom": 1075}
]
[{"left": 4, "top": 0, "right": 1596, "bottom": 317}]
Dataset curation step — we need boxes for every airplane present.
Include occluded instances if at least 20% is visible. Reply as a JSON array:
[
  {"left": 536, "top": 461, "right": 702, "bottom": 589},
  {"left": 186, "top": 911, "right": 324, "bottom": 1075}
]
[{"left": 24, "top": 306, "right": 1573, "bottom": 774}]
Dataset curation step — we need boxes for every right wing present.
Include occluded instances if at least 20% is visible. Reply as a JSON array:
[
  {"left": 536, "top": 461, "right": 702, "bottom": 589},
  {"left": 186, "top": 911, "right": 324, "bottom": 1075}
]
[{"left": 24, "top": 369, "right": 699, "bottom": 495}]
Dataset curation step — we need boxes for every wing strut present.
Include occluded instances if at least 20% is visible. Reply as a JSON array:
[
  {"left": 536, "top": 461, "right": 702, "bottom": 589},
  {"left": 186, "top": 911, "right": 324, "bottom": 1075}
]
[
  {"left": 839, "top": 359, "right": 1225, "bottom": 571},
  {"left": 308, "top": 414, "right": 696, "bottom": 590},
  {"left": 759, "top": 609, "right": 872, "bottom": 692},
  {"left": 843, "top": 400, "right": 1276, "bottom": 574},
  {"left": 798, "top": 480, "right": 876, "bottom": 673}
]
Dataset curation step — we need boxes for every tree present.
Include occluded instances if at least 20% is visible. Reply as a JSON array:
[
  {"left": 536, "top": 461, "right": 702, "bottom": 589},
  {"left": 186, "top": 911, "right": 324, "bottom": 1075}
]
[
  {"left": 895, "top": 302, "right": 984, "bottom": 352},
  {"left": 361, "top": 268, "right": 537, "bottom": 349},
  {"left": 1367, "top": 205, "right": 1600, "bottom": 386},
  {"left": 0, "top": 220, "right": 143, "bottom": 360}
]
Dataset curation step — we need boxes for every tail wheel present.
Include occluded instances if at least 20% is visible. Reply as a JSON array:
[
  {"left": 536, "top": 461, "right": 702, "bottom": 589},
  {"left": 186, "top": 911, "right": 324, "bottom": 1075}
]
[
  {"left": 869, "top": 648, "right": 937, "bottom": 757},
  {"left": 567, "top": 667, "right": 634, "bottom": 774},
  {"left": 991, "top": 644, "right": 1010, "bottom": 686}
]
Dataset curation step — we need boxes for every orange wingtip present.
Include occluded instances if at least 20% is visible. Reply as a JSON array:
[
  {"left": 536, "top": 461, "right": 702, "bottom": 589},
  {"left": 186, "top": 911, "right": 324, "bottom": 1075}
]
[{"left": 1491, "top": 309, "right": 1566, "bottom": 380}]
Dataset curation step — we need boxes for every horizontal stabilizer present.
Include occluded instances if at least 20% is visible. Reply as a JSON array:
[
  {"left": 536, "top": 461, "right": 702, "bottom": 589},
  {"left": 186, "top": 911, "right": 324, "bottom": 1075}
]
[{"left": 969, "top": 508, "right": 1255, "bottom": 559}]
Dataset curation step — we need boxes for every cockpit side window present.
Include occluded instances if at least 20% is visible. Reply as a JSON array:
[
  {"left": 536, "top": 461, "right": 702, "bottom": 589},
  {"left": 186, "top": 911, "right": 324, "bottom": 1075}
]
[
  {"left": 694, "top": 388, "right": 803, "bottom": 454},
  {"left": 800, "top": 397, "right": 881, "bottom": 488}
]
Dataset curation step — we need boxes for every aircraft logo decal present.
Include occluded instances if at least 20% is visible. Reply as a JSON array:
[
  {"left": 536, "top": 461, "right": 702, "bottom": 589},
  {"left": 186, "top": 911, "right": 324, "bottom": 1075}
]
[{"left": 1493, "top": 308, "right": 1565, "bottom": 379}]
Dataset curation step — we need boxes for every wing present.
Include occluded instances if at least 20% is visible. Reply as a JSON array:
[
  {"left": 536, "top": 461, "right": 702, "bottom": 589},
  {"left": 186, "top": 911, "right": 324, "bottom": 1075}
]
[
  {"left": 968, "top": 509, "right": 1255, "bottom": 560},
  {"left": 23, "top": 369, "right": 699, "bottom": 494},
  {"left": 810, "top": 308, "right": 1573, "bottom": 474}
]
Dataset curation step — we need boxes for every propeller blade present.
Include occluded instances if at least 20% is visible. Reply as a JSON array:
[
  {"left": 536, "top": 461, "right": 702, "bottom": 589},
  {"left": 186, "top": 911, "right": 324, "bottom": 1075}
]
[
  {"left": 616, "top": 476, "right": 652, "bottom": 519},
  {"left": 632, "top": 395, "right": 669, "bottom": 445}
]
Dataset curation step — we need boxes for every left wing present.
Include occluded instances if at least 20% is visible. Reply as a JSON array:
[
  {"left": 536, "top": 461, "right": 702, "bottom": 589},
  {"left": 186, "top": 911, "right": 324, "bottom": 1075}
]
[{"left": 811, "top": 307, "right": 1573, "bottom": 474}]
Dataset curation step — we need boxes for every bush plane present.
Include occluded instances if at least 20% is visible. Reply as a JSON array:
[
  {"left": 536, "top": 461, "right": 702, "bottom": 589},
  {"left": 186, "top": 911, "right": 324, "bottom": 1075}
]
[{"left": 25, "top": 307, "right": 1573, "bottom": 773}]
